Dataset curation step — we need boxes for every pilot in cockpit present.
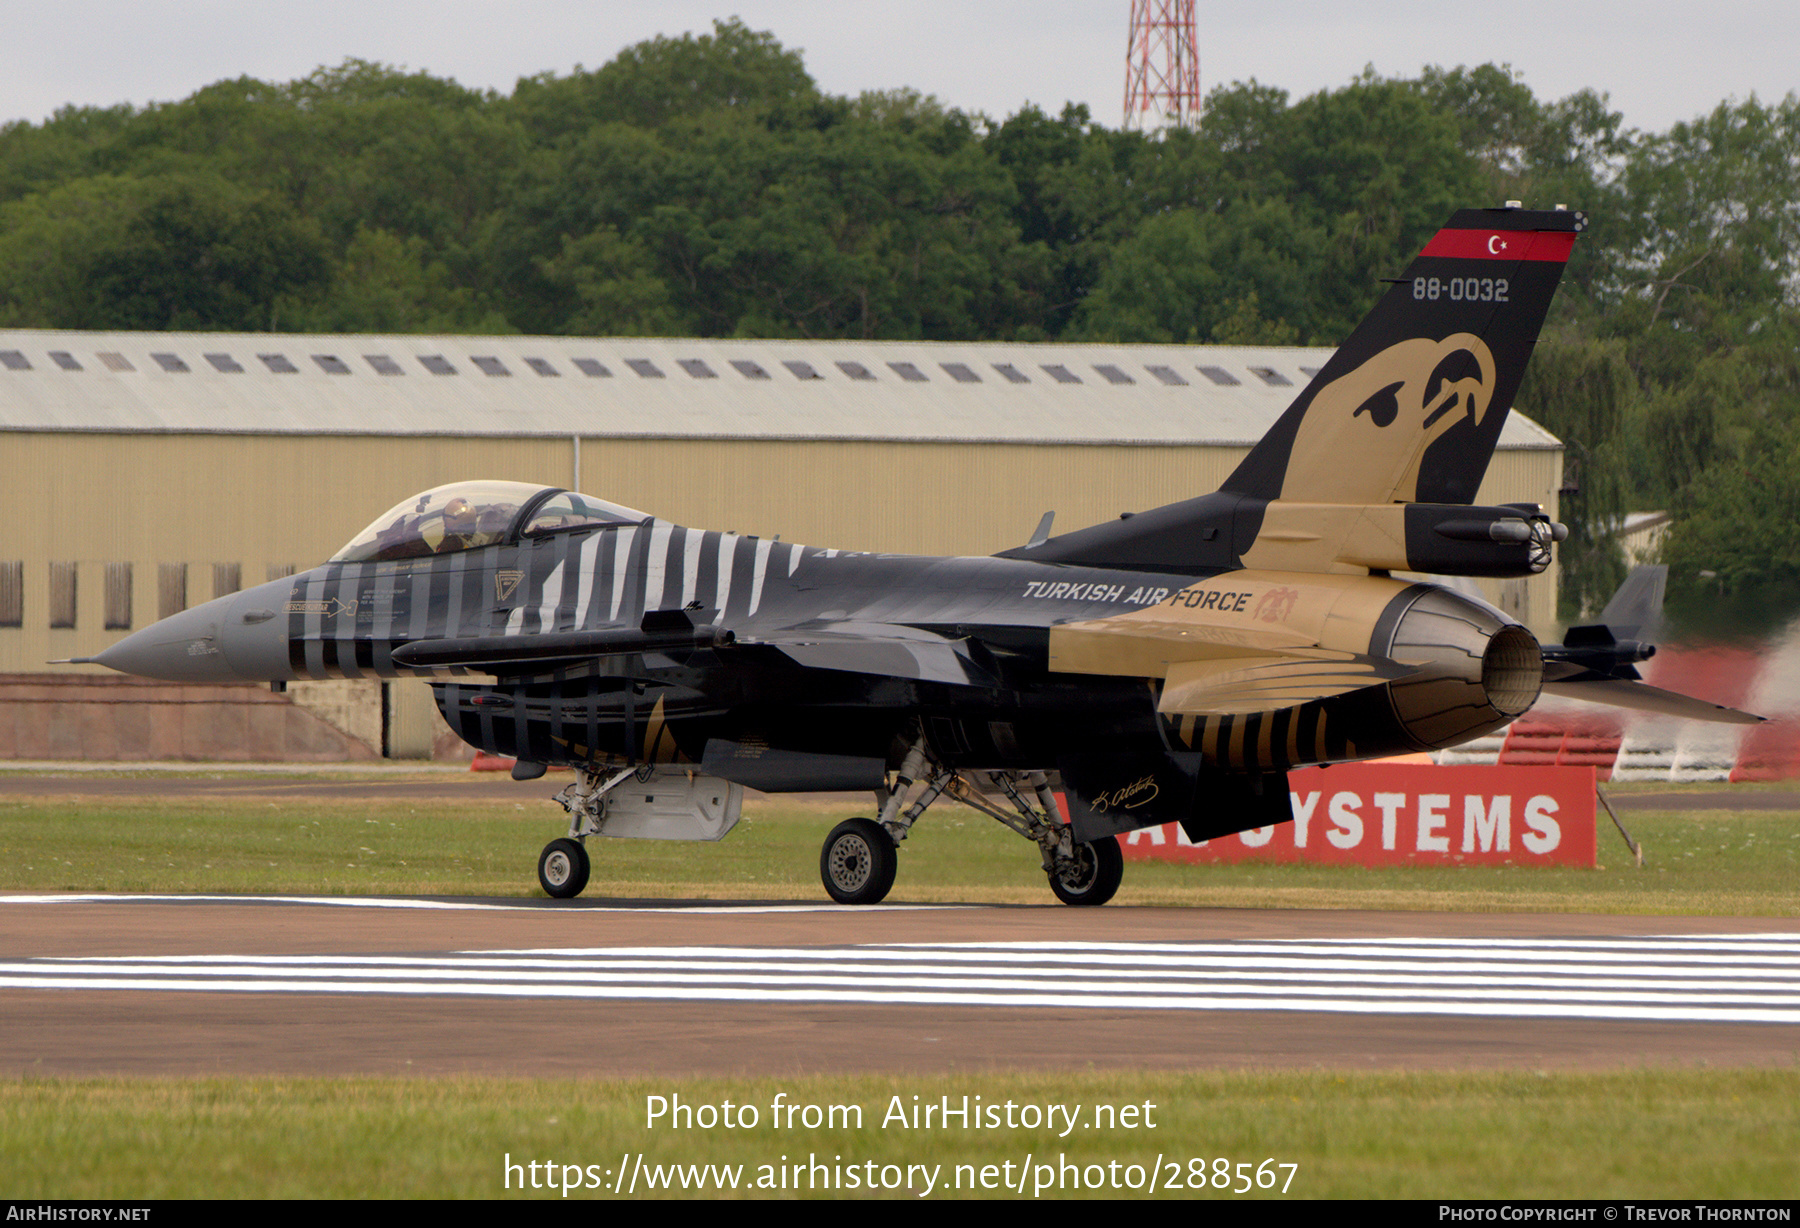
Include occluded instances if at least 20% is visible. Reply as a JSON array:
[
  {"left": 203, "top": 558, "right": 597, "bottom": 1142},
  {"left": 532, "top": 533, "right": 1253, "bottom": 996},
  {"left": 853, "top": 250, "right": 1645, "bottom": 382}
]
[{"left": 438, "top": 497, "right": 481, "bottom": 552}]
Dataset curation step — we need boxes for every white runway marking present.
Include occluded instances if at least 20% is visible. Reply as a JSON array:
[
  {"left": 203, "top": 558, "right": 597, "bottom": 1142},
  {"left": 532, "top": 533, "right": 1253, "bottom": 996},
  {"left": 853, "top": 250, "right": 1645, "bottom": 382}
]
[{"left": 5, "top": 933, "right": 1799, "bottom": 1025}]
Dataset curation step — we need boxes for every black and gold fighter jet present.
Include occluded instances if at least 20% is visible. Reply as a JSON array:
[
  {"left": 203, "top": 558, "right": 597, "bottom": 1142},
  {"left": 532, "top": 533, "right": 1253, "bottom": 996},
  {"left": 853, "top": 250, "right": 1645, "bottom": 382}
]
[{"left": 84, "top": 205, "right": 1759, "bottom": 906}]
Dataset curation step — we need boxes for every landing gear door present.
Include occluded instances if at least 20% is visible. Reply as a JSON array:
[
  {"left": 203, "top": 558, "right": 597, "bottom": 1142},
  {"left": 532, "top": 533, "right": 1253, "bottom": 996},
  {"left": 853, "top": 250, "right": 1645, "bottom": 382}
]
[
  {"left": 1059, "top": 751, "right": 1291, "bottom": 844},
  {"left": 594, "top": 772, "right": 744, "bottom": 842}
]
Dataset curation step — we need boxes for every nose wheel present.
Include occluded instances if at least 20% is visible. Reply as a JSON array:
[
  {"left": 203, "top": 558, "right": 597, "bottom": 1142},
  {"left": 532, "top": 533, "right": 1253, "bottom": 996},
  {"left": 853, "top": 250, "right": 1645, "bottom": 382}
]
[
  {"left": 819, "top": 818, "right": 898, "bottom": 905},
  {"left": 538, "top": 837, "right": 591, "bottom": 899}
]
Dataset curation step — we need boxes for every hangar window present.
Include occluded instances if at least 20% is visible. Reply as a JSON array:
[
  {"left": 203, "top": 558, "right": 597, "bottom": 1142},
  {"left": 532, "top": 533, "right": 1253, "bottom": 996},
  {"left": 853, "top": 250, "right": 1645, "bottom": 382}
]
[
  {"left": 313, "top": 354, "right": 352, "bottom": 374},
  {"left": 835, "top": 361, "right": 874, "bottom": 381},
  {"left": 105, "top": 563, "right": 132, "bottom": 630},
  {"left": 206, "top": 353, "right": 244, "bottom": 373},
  {"left": 888, "top": 362, "right": 927, "bottom": 382},
  {"left": 0, "top": 562, "right": 21, "bottom": 628},
  {"left": 151, "top": 353, "right": 189, "bottom": 373},
  {"left": 992, "top": 363, "right": 1029, "bottom": 384},
  {"left": 571, "top": 358, "right": 611, "bottom": 377},
  {"left": 732, "top": 360, "right": 771, "bottom": 380},
  {"left": 1040, "top": 364, "right": 1081, "bottom": 384},
  {"left": 1197, "top": 366, "right": 1241, "bottom": 386},
  {"left": 1146, "top": 364, "right": 1188, "bottom": 386},
  {"left": 783, "top": 360, "right": 822, "bottom": 380},
  {"left": 678, "top": 359, "right": 717, "bottom": 379},
  {"left": 49, "top": 351, "right": 81, "bottom": 371},
  {"left": 158, "top": 564, "right": 187, "bottom": 620},
  {"left": 941, "top": 362, "right": 981, "bottom": 384},
  {"left": 365, "top": 355, "right": 404, "bottom": 375},
  {"left": 1094, "top": 364, "right": 1133, "bottom": 386},
  {"left": 1249, "top": 366, "right": 1292, "bottom": 387},
  {"left": 419, "top": 355, "right": 457, "bottom": 375},
  {"left": 1300, "top": 366, "right": 1321, "bottom": 378},
  {"left": 98, "top": 352, "right": 135, "bottom": 372},
  {"left": 472, "top": 356, "right": 510, "bottom": 376},
  {"left": 49, "top": 562, "right": 76, "bottom": 629},
  {"left": 0, "top": 350, "right": 29, "bottom": 370},
  {"left": 259, "top": 354, "right": 298, "bottom": 374},
  {"left": 524, "top": 357, "right": 559, "bottom": 377},
  {"left": 626, "top": 359, "right": 664, "bottom": 379},
  {"left": 213, "top": 563, "right": 241, "bottom": 599},
  {"left": 266, "top": 563, "right": 296, "bottom": 583}
]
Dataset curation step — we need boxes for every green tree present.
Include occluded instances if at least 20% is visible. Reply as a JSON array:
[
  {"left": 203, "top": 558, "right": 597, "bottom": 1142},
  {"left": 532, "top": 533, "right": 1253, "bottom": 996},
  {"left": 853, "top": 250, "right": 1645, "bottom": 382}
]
[
  {"left": 1661, "top": 415, "right": 1800, "bottom": 628},
  {"left": 509, "top": 18, "right": 816, "bottom": 142},
  {"left": 282, "top": 225, "right": 511, "bottom": 334},
  {"left": 1514, "top": 335, "right": 1634, "bottom": 618},
  {"left": 0, "top": 172, "right": 328, "bottom": 330}
]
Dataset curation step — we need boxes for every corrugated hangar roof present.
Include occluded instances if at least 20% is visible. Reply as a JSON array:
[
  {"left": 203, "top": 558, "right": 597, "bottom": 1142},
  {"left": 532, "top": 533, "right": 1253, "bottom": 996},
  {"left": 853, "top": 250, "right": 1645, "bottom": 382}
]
[{"left": 0, "top": 330, "right": 1561, "bottom": 449}]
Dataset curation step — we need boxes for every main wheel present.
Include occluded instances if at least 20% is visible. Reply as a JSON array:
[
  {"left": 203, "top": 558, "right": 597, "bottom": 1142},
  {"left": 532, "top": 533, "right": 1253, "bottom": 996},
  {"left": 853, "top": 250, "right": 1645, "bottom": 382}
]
[
  {"left": 1047, "top": 836, "right": 1123, "bottom": 906},
  {"left": 538, "top": 837, "right": 591, "bottom": 899},
  {"left": 819, "top": 818, "right": 898, "bottom": 905}
]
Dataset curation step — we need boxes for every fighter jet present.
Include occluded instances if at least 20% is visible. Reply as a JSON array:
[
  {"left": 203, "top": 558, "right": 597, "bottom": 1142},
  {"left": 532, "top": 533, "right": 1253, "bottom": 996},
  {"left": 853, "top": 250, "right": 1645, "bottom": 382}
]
[{"left": 82, "top": 205, "right": 1759, "bottom": 906}]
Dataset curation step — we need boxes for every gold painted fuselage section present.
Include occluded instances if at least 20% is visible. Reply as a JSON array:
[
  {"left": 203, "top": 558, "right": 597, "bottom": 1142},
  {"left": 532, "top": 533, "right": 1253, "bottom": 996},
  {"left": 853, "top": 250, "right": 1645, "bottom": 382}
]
[{"left": 1049, "top": 569, "right": 1542, "bottom": 768}]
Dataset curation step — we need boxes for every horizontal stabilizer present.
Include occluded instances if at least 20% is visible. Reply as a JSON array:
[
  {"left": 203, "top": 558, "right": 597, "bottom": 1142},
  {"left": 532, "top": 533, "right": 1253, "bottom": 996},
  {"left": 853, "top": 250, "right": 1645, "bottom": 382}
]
[
  {"left": 1541, "top": 678, "right": 1764, "bottom": 725},
  {"left": 1158, "top": 653, "right": 1418, "bottom": 716}
]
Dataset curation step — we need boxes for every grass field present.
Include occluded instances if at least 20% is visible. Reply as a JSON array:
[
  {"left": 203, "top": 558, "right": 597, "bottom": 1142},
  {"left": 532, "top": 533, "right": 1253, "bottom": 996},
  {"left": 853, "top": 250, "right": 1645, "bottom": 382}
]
[
  {"left": 4, "top": 1069, "right": 1798, "bottom": 1199},
  {"left": 0, "top": 777, "right": 1796, "bottom": 913},
  {"left": 2, "top": 772, "right": 1797, "bottom": 1199}
]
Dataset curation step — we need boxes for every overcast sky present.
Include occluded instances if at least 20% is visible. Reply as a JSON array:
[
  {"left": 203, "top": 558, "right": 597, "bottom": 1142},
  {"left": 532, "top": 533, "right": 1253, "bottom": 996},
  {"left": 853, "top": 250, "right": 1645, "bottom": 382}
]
[{"left": 3, "top": 1, "right": 1795, "bottom": 137}]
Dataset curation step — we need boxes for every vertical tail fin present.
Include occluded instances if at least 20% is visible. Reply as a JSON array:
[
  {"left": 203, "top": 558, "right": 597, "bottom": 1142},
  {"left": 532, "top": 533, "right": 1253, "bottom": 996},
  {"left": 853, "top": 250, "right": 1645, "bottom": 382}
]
[
  {"left": 998, "top": 205, "right": 1583, "bottom": 575},
  {"left": 1223, "top": 206, "right": 1584, "bottom": 506}
]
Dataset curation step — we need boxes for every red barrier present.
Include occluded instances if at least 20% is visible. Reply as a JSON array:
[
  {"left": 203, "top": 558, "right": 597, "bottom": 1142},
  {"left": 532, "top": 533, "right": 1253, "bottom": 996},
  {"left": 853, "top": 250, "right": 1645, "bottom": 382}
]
[{"left": 1119, "top": 763, "right": 1597, "bottom": 868}]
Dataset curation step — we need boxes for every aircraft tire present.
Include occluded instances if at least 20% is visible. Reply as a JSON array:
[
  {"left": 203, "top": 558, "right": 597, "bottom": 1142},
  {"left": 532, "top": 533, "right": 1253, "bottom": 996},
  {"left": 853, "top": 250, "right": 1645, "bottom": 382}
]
[
  {"left": 1047, "top": 836, "right": 1122, "bottom": 906},
  {"left": 538, "top": 837, "right": 591, "bottom": 899},
  {"left": 820, "top": 818, "right": 897, "bottom": 905}
]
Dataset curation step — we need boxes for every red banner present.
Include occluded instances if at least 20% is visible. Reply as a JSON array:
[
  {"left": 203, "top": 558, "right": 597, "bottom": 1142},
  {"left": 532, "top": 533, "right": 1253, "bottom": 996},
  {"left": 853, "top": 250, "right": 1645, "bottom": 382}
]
[{"left": 1118, "top": 763, "right": 1597, "bottom": 868}]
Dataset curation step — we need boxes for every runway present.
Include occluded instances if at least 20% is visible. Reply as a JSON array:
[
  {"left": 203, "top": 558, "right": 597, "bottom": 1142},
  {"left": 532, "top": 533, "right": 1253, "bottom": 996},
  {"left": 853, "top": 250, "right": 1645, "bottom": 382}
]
[{"left": 3, "top": 894, "right": 1797, "bottom": 1076}]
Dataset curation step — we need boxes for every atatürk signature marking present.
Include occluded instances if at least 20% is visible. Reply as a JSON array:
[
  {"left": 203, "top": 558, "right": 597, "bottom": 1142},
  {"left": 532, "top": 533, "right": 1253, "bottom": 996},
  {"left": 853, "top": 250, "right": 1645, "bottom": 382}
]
[{"left": 1092, "top": 774, "right": 1159, "bottom": 810}]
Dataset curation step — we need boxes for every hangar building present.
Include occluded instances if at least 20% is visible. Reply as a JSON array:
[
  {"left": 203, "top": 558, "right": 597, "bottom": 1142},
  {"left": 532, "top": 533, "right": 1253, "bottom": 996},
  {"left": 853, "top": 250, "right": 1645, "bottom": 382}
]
[{"left": 0, "top": 329, "right": 1565, "bottom": 760}]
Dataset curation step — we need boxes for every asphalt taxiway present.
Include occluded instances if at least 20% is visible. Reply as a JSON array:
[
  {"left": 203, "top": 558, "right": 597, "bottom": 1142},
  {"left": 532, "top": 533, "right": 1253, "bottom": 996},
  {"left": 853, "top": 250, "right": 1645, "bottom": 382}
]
[{"left": 3, "top": 895, "right": 1797, "bottom": 1077}]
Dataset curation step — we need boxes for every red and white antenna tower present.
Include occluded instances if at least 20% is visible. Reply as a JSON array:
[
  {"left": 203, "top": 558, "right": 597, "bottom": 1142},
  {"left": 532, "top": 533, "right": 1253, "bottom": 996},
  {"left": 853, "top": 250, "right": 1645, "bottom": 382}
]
[{"left": 1123, "top": 0, "right": 1201, "bottom": 131}]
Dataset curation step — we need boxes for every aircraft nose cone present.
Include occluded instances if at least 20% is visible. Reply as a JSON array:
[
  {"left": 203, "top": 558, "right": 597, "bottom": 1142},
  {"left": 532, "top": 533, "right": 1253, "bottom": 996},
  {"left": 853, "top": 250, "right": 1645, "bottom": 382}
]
[
  {"left": 92, "top": 579, "right": 295, "bottom": 684},
  {"left": 93, "top": 602, "right": 238, "bottom": 682}
]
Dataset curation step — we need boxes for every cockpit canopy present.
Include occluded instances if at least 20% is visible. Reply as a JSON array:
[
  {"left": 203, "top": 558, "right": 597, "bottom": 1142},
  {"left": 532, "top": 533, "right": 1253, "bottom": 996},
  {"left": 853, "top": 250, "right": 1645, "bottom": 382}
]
[{"left": 332, "top": 481, "right": 649, "bottom": 563}]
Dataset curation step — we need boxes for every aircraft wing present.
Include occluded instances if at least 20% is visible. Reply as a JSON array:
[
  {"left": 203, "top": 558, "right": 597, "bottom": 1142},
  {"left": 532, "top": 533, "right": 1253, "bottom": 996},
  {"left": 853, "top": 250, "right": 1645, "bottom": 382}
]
[
  {"left": 1049, "top": 611, "right": 1419, "bottom": 714},
  {"left": 1048, "top": 614, "right": 1319, "bottom": 675},
  {"left": 1158, "top": 652, "right": 1419, "bottom": 716},
  {"left": 390, "top": 606, "right": 997, "bottom": 687}
]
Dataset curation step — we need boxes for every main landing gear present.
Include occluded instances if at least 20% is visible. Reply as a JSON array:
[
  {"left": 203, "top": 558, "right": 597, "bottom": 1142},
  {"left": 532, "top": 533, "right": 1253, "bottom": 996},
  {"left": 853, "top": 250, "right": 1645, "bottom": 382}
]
[
  {"left": 528, "top": 748, "right": 1124, "bottom": 908},
  {"left": 819, "top": 818, "right": 898, "bottom": 905},
  {"left": 1045, "top": 834, "right": 1123, "bottom": 906},
  {"left": 814, "top": 736, "right": 1124, "bottom": 907}
]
